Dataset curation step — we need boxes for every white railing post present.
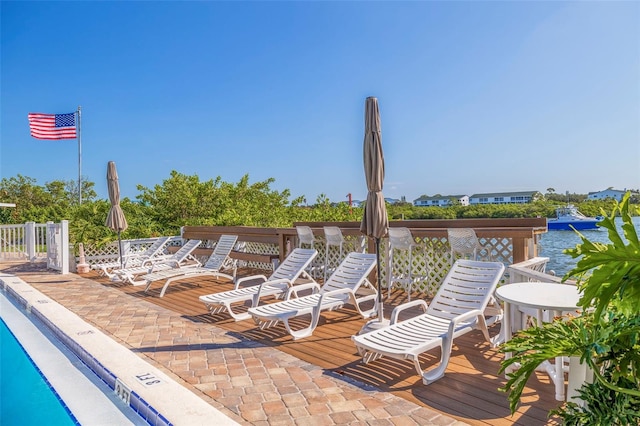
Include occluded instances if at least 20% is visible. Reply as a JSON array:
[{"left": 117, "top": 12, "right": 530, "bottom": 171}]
[
  {"left": 35, "top": 224, "right": 47, "bottom": 258},
  {"left": 25, "top": 222, "right": 36, "bottom": 261},
  {"left": 60, "top": 220, "right": 69, "bottom": 274},
  {"left": 46, "top": 221, "right": 55, "bottom": 270}
]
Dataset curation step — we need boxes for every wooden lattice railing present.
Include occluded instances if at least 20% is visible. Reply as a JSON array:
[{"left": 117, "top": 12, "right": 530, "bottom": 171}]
[
  {"left": 81, "top": 237, "right": 183, "bottom": 265},
  {"left": 181, "top": 218, "right": 546, "bottom": 297},
  {"left": 76, "top": 218, "right": 546, "bottom": 297}
]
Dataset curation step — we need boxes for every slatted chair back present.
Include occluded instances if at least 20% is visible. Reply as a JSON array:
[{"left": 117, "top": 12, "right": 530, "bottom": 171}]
[
  {"left": 142, "top": 236, "right": 172, "bottom": 257},
  {"left": 320, "top": 252, "right": 377, "bottom": 295},
  {"left": 426, "top": 259, "right": 504, "bottom": 321},
  {"left": 171, "top": 239, "right": 203, "bottom": 264},
  {"left": 268, "top": 248, "right": 318, "bottom": 282},
  {"left": 202, "top": 235, "right": 238, "bottom": 270}
]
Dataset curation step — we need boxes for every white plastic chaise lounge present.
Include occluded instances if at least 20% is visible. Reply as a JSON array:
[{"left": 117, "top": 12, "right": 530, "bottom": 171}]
[
  {"left": 247, "top": 252, "right": 378, "bottom": 340},
  {"left": 91, "top": 236, "right": 176, "bottom": 278},
  {"left": 141, "top": 235, "right": 238, "bottom": 297},
  {"left": 111, "top": 239, "right": 202, "bottom": 286},
  {"left": 199, "top": 248, "right": 318, "bottom": 321},
  {"left": 351, "top": 259, "right": 505, "bottom": 385}
]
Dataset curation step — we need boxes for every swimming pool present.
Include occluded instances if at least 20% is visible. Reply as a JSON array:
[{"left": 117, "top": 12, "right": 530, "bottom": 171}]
[
  {"left": 0, "top": 289, "right": 145, "bottom": 426},
  {"left": 1, "top": 317, "right": 77, "bottom": 425}
]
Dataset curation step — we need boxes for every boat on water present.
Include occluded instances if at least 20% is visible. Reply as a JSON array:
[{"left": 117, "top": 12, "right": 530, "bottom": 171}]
[{"left": 547, "top": 205, "right": 602, "bottom": 231}]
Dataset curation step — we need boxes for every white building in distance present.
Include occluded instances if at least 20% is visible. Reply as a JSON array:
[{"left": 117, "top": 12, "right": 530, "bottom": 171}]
[
  {"left": 587, "top": 188, "right": 633, "bottom": 202},
  {"left": 413, "top": 191, "right": 539, "bottom": 206},
  {"left": 413, "top": 195, "right": 469, "bottom": 207}
]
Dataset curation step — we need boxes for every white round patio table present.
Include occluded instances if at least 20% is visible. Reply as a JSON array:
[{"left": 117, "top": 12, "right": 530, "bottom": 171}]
[{"left": 495, "top": 282, "right": 581, "bottom": 401}]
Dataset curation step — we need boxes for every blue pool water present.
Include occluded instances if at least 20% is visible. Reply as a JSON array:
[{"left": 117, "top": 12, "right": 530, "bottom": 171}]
[
  {"left": 0, "top": 287, "right": 146, "bottom": 426},
  {"left": 0, "top": 318, "right": 77, "bottom": 426}
]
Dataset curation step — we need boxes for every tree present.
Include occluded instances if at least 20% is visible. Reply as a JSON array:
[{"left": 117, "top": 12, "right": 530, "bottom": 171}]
[
  {"left": 63, "top": 177, "right": 97, "bottom": 205},
  {"left": 69, "top": 200, "right": 113, "bottom": 248},
  {"left": 213, "top": 174, "right": 294, "bottom": 227},
  {"left": 0, "top": 174, "right": 49, "bottom": 207},
  {"left": 137, "top": 171, "right": 222, "bottom": 231},
  {"left": 136, "top": 171, "right": 298, "bottom": 232},
  {"left": 0, "top": 175, "right": 98, "bottom": 224},
  {"left": 0, "top": 175, "right": 56, "bottom": 222}
]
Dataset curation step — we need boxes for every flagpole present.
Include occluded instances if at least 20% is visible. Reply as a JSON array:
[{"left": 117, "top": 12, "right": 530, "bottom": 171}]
[{"left": 77, "top": 106, "right": 82, "bottom": 204}]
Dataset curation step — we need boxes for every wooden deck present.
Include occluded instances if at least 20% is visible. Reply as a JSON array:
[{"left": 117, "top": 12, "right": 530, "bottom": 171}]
[{"left": 96, "top": 269, "right": 562, "bottom": 425}]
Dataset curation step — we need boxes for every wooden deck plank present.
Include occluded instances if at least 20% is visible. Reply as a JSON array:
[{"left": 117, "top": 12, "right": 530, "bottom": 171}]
[{"left": 95, "top": 269, "right": 563, "bottom": 425}]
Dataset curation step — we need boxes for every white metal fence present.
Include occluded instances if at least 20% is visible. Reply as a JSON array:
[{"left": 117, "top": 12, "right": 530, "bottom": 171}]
[
  {"left": 0, "top": 221, "right": 69, "bottom": 273},
  {"left": 507, "top": 256, "right": 560, "bottom": 283},
  {"left": 0, "top": 222, "right": 48, "bottom": 260}
]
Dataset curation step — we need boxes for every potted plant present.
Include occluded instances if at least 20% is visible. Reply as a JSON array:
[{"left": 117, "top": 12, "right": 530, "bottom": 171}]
[{"left": 499, "top": 193, "right": 640, "bottom": 425}]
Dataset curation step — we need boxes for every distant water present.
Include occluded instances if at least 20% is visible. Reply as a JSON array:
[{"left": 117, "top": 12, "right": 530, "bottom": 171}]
[{"left": 538, "top": 216, "right": 640, "bottom": 277}]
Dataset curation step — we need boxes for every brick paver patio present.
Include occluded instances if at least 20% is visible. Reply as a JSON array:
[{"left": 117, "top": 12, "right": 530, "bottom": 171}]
[{"left": 1, "top": 261, "right": 466, "bottom": 426}]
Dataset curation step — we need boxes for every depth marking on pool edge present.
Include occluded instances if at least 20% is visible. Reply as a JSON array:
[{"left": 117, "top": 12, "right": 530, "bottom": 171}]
[
  {"left": 115, "top": 378, "right": 132, "bottom": 405},
  {"left": 135, "top": 373, "right": 163, "bottom": 387}
]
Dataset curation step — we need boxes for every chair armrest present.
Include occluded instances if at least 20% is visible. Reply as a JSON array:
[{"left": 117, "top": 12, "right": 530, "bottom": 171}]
[
  {"left": 320, "top": 287, "right": 354, "bottom": 300},
  {"left": 141, "top": 257, "right": 164, "bottom": 266},
  {"left": 390, "top": 300, "right": 429, "bottom": 325},
  {"left": 234, "top": 274, "right": 267, "bottom": 289},
  {"left": 256, "top": 278, "right": 292, "bottom": 294},
  {"left": 185, "top": 255, "right": 202, "bottom": 267},
  {"left": 449, "top": 309, "right": 484, "bottom": 332},
  {"left": 286, "top": 282, "right": 321, "bottom": 299},
  {"left": 145, "top": 262, "right": 170, "bottom": 274},
  {"left": 252, "top": 279, "right": 293, "bottom": 303},
  {"left": 321, "top": 288, "right": 378, "bottom": 319}
]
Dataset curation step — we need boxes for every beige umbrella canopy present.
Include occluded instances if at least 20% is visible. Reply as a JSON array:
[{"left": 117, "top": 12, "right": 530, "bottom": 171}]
[
  {"left": 360, "top": 96, "right": 389, "bottom": 323},
  {"left": 105, "top": 161, "right": 128, "bottom": 267}
]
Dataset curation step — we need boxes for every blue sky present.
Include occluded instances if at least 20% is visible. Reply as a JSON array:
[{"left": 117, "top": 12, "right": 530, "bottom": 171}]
[{"left": 2, "top": 1, "right": 639, "bottom": 204}]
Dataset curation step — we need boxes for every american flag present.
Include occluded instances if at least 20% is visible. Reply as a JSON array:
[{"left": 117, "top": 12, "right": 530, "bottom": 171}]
[{"left": 28, "top": 112, "right": 77, "bottom": 140}]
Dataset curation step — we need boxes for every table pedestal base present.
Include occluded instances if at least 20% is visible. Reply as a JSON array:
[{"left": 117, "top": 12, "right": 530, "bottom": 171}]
[{"left": 501, "top": 300, "right": 570, "bottom": 401}]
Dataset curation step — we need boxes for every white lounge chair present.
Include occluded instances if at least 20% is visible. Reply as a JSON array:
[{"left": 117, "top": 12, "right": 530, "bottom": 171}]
[
  {"left": 199, "top": 248, "right": 318, "bottom": 321},
  {"left": 247, "top": 252, "right": 378, "bottom": 340},
  {"left": 91, "top": 236, "right": 177, "bottom": 278},
  {"left": 351, "top": 259, "right": 505, "bottom": 384},
  {"left": 142, "top": 235, "right": 238, "bottom": 297},
  {"left": 112, "top": 239, "right": 202, "bottom": 285}
]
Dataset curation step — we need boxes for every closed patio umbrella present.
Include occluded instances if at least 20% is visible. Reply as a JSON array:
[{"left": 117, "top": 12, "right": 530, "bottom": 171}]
[
  {"left": 360, "top": 96, "right": 389, "bottom": 325},
  {"left": 105, "top": 161, "right": 128, "bottom": 268}
]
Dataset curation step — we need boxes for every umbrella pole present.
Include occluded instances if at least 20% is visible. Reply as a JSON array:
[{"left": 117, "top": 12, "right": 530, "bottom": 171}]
[
  {"left": 118, "top": 231, "right": 124, "bottom": 269},
  {"left": 375, "top": 237, "right": 384, "bottom": 322}
]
